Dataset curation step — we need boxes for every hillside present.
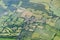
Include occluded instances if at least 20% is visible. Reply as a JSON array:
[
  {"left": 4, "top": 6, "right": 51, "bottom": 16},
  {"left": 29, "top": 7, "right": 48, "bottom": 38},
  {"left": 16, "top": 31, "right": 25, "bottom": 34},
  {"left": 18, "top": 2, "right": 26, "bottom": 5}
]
[{"left": 0, "top": 0, "right": 60, "bottom": 40}]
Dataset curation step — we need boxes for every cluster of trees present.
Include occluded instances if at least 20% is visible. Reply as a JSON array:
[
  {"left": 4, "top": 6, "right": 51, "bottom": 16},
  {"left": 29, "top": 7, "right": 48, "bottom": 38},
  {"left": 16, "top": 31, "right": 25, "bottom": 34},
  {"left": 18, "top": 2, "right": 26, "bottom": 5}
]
[{"left": 0, "top": 11, "right": 24, "bottom": 35}]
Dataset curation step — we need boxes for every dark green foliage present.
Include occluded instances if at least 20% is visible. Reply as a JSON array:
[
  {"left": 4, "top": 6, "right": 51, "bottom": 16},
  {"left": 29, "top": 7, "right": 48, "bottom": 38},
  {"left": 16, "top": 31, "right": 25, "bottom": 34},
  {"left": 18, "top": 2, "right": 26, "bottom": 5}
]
[{"left": 0, "top": 12, "right": 24, "bottom": 35}]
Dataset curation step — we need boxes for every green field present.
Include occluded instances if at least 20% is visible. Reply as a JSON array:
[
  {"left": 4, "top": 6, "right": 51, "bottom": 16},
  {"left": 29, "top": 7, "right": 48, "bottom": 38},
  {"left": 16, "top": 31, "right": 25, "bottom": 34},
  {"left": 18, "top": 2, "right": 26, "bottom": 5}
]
[{"left": 0, "top": 38, "right": 15, "bottom": 40}]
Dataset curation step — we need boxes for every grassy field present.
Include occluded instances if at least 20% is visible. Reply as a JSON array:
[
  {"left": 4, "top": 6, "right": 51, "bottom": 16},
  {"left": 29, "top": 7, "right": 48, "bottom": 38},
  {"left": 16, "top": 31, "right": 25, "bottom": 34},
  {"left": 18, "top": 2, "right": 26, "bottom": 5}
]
[{"left": 0, "top": 38, "right": 16, "bottom": 40}]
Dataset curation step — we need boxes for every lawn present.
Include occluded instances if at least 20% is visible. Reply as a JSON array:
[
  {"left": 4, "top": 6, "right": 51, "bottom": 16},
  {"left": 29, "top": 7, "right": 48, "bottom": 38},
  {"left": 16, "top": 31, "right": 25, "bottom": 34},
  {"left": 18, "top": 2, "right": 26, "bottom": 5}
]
[{"left": 0, "top": 38, "right": 16, "bottom": 40}]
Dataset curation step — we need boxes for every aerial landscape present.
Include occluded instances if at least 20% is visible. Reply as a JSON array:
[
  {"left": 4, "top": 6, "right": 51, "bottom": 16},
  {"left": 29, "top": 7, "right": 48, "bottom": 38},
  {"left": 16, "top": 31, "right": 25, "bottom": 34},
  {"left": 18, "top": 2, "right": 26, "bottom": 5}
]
[{"left": 0, "top": 0, "right": 60, "bottom": 40}]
